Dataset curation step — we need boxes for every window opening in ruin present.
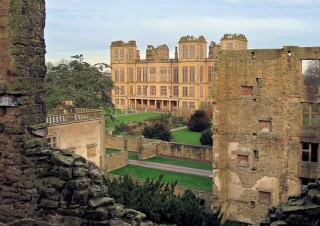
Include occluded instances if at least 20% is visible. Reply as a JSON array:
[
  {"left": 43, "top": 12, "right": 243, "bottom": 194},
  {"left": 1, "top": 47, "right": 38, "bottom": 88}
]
[
  {"left": 241, "top": 86, "right": 253, "bottom": 96},
  {"left": 47, "top": 136, "right": 57, "bottom": 148},
  {"left": 302, "top": 103, "right": 320, "bottom": 126},
  {"left": 288, "top": 51, "right": 291, "bottom": 57},
  {"left": 237, "top": 155, "right": 249, "bottom": 167},
  {"left": 87, "top": 144, "right": 97, "bottom": 157},
  {"left": 253, "top": 150, "right": 259, "bottom": 160},
  {"left": 301, "top": 142, "right": 319, "bottom": 162},
  {"left": 259, "top": 120, "right": 271, "bottom": 132},
  {"left": 253, "top": 133, "right": 257, "bottom": 137},
  {"left": 256, "top": 78, "right": 262, "bottom": 87},
  {"left": 251, "top": 52, "right": 255, "bottom": 59},
  {"left": 300, "top": 177, "right": 316, "bottom": 186},
  {"left": 259, "top": 191, "right": 271, "bottom": 205}
]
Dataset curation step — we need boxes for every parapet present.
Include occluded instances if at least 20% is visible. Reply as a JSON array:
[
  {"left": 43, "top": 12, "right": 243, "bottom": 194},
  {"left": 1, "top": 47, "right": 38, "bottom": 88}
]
[
  {"left": 111, "top": 40, "right": 137, "bottom": 47},
  {"left": 179, "top": 35, "right": 207, "bottom": 43},
  {"left": 220, "top": 33, "right": 248, "bottom": 42}
]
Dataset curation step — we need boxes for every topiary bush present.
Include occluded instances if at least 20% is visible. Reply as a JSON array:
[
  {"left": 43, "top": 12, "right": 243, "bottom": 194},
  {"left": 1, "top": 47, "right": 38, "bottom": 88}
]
[
  {"left": 187, "top": 109, "right": 211, "bottom": 132},
  {"left": 200, "top": 128, "right": 213, "bottom": 146},
  {"left": 142, "top": 122, "right": 172, "bottom": 141}
]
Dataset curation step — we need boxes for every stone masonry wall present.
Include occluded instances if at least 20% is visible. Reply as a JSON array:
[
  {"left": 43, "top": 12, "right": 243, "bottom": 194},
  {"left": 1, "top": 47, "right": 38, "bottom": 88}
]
[
  {"left": 107, "top": 135, "right": 212, "bottom": 162},
  {"left": 0, "top": 1, "right": 155, "bottom": 225},
  {"left": 105, "top": 150, "right": 128, "bottom": 172},
  {"left": 213, "top": 47, "right": 320, "bottom": 224}
]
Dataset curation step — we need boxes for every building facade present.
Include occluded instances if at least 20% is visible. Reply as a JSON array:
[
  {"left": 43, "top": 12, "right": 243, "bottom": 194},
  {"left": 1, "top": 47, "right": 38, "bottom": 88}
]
[
  {"left": 46, "top": 108, "right": 106, "bottom": 168},
  {"left": 110, "top": 34, "right": 247, "bottom": 111},
  {"left": 212, "top": 46, "right": 320, "bottom": 224}
]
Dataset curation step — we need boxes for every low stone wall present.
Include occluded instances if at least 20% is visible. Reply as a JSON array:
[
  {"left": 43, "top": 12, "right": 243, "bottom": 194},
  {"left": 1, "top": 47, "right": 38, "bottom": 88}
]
[
  {"left": 106, "top": 151, "right": 128, "bottom": 172},
  {"left": 138, "top": 141, "right": 212, "bottom": 162},
  {"left": 105, "top": 135, "right": 155, "bottom": 152},
  {"left": 106, "top": 135, "right": 212, "bottom": 162}
]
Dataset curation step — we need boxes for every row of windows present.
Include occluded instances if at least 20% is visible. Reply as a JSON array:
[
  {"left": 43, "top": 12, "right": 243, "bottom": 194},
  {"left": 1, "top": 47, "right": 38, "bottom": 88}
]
[
  {"left": 181, "top": 45, "right": 205, "bottom": 59},
  {"left": 115, "top": 98, "right": 126, "bottom": 105},
  {"left": 113, "top": 49, "right": 134, "bottom": 61},
  {"left": 114, "top": 86, "right": 125, "bottom": 95},
  {"left": 181, "top": 101, "right": 195, "bottom": 109},
  {"left": 123, "top": 85, "right": 206, "bottom": 97},
  {"left": 114, "top": 66, "right": 213, "bottom": 83}
]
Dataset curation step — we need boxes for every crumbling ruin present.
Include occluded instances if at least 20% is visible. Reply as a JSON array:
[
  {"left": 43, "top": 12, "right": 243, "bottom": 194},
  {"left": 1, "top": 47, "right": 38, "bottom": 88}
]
[
  {"left": 0, "top": 1, "right": 154, "bottom": 225},
  {"left": 213, "top": 46, "right": 320, "bottom": 224}
]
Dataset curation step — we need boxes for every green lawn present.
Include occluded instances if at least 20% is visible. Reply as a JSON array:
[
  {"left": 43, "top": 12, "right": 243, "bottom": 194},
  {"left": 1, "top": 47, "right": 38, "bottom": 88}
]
[
  {"left": 110, "top": 164, "right": 212, "bottom": 191},
  {"left": 106, "top": 148, "right": 122, "bottom": 154},
  {"left": 106, "top": 112, "right": 161, "bottom": 127},
  {"left": 172, "top": 128, "right": 201, "bottom": 145},
  {"left": 128, "top": 151, "right": 139, "bottom": 160}
]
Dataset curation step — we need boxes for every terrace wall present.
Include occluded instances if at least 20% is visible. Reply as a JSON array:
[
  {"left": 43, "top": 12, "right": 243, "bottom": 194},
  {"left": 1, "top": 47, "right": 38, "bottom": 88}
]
[{"left": 105, "top": 150, "right": 128, "bottom": 172}]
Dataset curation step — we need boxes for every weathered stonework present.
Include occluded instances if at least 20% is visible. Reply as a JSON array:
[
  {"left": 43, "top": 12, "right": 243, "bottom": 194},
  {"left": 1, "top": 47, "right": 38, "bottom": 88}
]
[
  {"left": 213, "top": 46, "right": 320, "bottom": 224},
  {"left": 0, "top": 1, "right": 155, "bottom": 225}
]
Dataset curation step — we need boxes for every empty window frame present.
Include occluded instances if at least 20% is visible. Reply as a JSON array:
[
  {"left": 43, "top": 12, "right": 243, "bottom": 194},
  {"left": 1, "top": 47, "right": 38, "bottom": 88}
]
[
  {"left": 160, "top": 86, "right": 167, "bottom": 96},
  {"left": 150, "top": 86, "right": 156, "bottom": 96},
  {"left": 149, "top": 67, "right": 156, "bottom": 82},
  {"left": 259, "top": 191, "right": 271, "bottom": 205},
  {"left": 301, "top": 142, "right": 319, "bottom": 162},
  {"left": 87, "top": 144, "right": 97, "bottom": 157},
  {"left": 237, "top": 154, "right": 249, "bottom": 167},
  {"left": 182, "top": 66, "right": 188, "bottom": 82},
  {"left": 189, "top": 66, "right": 195, "bottom": 82},
  {"left": 160, "top": 67, "right": 167, "bottom": 82},
  {"left": 173, "top": 66, "right": 179, "bottom": 82}
]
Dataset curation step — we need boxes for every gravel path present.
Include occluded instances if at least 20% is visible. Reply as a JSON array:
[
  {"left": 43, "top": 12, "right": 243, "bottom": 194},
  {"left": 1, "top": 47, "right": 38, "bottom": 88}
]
[{"left": 128, "top": 160, "right": 212, "bottom": 177}]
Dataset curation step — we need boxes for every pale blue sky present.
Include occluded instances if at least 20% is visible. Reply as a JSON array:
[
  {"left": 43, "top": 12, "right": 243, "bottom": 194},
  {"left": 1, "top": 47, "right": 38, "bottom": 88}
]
[{"left": 45, "top": 0, "right": 320, "bottom": 65}]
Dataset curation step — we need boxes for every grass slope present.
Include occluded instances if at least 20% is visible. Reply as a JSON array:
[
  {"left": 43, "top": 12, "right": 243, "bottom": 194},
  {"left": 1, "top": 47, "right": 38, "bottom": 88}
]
[
  {"left": 172, "top": 128, "right": 201, "bottom": 145},
  {"left": 106, "top": 112, "right": 160, "bottom": 127},
  {"left": 110, "top": 164, "right": 212, "bottom": 191}
]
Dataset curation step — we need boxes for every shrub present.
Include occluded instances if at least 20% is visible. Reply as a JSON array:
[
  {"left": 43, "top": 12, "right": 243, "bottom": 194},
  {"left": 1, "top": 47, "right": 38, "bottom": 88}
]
[
  {"left": 113, "top": 123, "right": 128, "bottom": 135},
  {"left": 187, "top": 109, "right": 211, "bottom": 132},
  {"left": 142, "top": 122, "right": 172, "bottom": 141},
  {"left": 106, "top": 174, "right": 221, "bottom": 226},
  {"left": 200, "top": 128, "right": 213, "bottom": 146}
]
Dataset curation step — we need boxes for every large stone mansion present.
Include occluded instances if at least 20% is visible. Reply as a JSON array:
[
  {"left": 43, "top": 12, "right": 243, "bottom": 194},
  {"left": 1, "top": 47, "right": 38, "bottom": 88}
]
[{"left": 110, "top": 34, "right": 247, "bottom": 111}]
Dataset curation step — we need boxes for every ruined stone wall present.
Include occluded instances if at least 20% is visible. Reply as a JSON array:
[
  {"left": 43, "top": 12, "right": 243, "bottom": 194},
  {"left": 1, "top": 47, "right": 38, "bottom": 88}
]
[
  {"left": 0, "top": 1, "right": 155, "bottom": 225},
  {"left": 138, "top": 141, "right": 157, "bottom": 160},
  {"left": 213, "top": 47, "right": 320, "bottom": 224},
  {"left": 105, "top": 150, "right": 128, "bottom": 172},
  {"left": 105, "top": 135, "right": 155, "bottom": 152}
]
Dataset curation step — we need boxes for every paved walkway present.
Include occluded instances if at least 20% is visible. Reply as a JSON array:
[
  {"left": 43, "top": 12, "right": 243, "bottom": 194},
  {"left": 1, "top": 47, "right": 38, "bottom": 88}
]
[
  {"left": 128, "top": 160, "right": 212, "bottom": 177},
  {"left": 170, "top": 126, "right": 187, "bottom": 132}
]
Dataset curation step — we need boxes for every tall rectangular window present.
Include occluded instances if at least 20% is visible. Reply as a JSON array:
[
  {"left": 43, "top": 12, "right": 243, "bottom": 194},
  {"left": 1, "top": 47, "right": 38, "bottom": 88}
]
[
  {"left": 190, "top": 45, "right": 195, "bottom": 59},
  {"left": 114, "top": 49, "right": 119, "bottom": 61},
  {"left": 182, "top": 46, "right": 188, "bottom": 59},
  {"left": 189, "top": 66, "right": 195, "bottom": 82},
  {"left": 182, "top": 66, "right": 188, "bottom": 82},
  {"left": 137, "top": 67, "right": 142, "bottom": 81},
  {"left": 160, "top": 86, "right": 167, "bottom": 96},
  {"left": 128, "top": 49, "right": 134, "bottom": 61},
  {"left": 200, "top": 66, "right": 203, "bottom": 82},
  {"left": 143, "top": 67, "right": 148, "bottom": 82},
  {"left": 121, "top": 86, "right": 125, "bottom": 95},
  {"left": 150, "top": 86, "right": 156, "bottom": 96},
  {"left": 114, "top": 86, "right": 119, "bottom": 95},
  {"left": 150, "top": 67, "right": 156, "bottom": 82},
  {"left": 114, "top": 69, "right": 119, "bottom": 82},
  {"left": 303, "top": 103, "right": 320, "bottom": 126},
  {"left": 120, "top": 67, "right": 124, "bottom": 82},
  {"left": 200, "top": 46, "right": 204, "bottom": 59},
  {"left": 160, "top": 67, "right": 167, "bottom": 82},
  {"left": 130, "top": 86, "right": 133, "bottom": 95},
  {"left": 128, "top": 67, "right": 133, "bottom": 82},
  {"left": 189, "top": 102, "right": 195, "bottom": 109},
  {"left": 189, "top": 87, "right": 195, "bottom": 97},
  {"left": 137, "top": 85, "right": 141, "bottom": 95},
  {"left": 208, "top": 66, "right": 214, "bottom": 82},
  {"left": 173, "top": 86, "right": 179, "bottom": 96},
  {"left": 200, "top": 86, "right": 204, "bottom": 97},
  {"left": 183, "top": 87, "right": 188, "bottom": 97},
  {"left": 173, "top": 66, "right": 179, "bottom": 82},
  {"left": 143, "top": 85, "right": 147, "bottom": 95},
  {"left": 119, "top": 49, "right": 124, "bottom": 60}
]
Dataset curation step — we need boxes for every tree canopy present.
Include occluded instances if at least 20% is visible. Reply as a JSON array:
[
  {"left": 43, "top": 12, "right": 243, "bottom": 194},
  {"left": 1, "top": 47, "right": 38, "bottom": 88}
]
[
  {"left": 187, "top": 109, "right": 211, "bottom": 132},
  {"left": 44, "top": 55, "right": 114, "bottom": 110}
]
